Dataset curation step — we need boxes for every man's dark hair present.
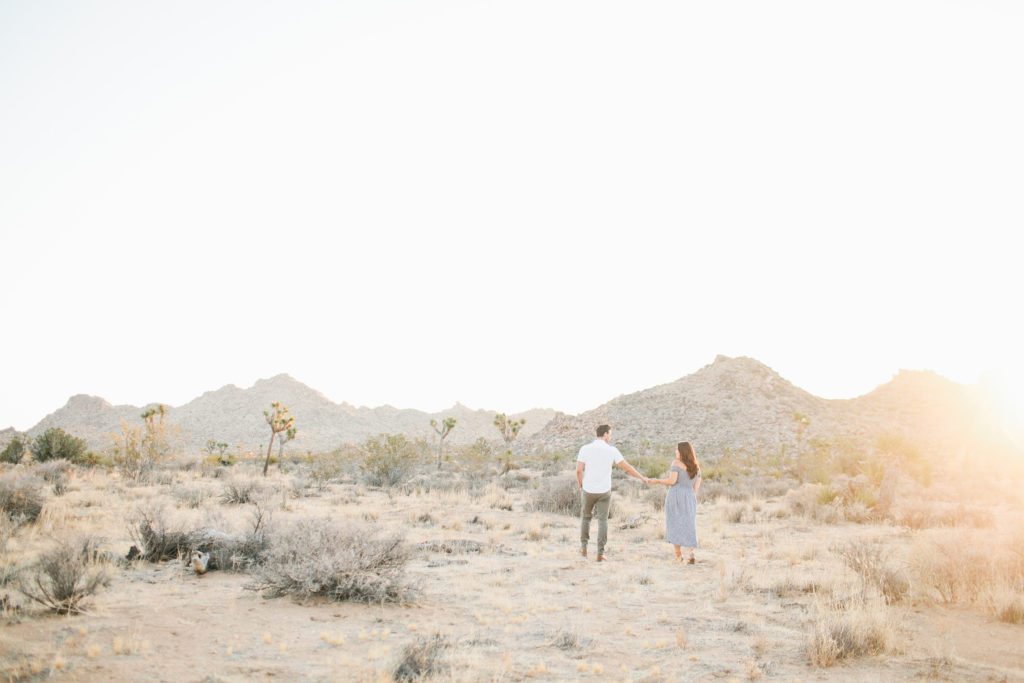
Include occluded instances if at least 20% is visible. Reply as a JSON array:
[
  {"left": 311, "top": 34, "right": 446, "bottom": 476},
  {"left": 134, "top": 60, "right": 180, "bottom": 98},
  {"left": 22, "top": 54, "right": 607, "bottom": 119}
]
[{"left": 596, "top": 424, "right": 611, "bottom": 437}]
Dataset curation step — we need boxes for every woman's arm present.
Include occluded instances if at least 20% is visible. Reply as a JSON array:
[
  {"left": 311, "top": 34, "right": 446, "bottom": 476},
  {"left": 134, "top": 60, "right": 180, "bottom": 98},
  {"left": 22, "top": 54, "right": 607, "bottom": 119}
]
[
  {"left": 653, "top": 470, "right": 679, "bottom": 486},
  {"left": 693, "top": 474, "right": 701, "bottom": 495}
]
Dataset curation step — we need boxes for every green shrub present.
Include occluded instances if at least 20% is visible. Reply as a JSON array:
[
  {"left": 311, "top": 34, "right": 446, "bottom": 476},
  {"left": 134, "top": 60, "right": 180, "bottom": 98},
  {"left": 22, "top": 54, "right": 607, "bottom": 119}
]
[
  {"left": 1, "top": 437, "right": 26, "bottom": 464},
  {"left": 359, "top": 434, "right": 421, "bottom": 488},
  {"left": 30, "top": 428, "right": 88, "bottom": 463}
]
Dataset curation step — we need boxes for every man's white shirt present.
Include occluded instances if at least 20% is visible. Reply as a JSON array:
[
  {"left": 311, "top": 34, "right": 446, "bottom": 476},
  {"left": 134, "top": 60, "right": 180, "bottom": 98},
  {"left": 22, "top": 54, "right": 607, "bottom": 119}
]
[{"left": 577, "top": 438, "right": 624, "bottom": 494}]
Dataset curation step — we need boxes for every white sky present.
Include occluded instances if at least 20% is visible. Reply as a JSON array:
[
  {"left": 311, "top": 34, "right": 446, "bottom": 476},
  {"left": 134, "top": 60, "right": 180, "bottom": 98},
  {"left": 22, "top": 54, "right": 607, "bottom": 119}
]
[{"left": 2, "top": 0, "right": 1023, "bottom": 432}]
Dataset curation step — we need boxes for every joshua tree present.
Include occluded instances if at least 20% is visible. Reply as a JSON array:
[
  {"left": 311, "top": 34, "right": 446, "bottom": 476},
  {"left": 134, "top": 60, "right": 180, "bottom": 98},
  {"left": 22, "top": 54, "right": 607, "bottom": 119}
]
[
  {"left": 493, "top": 413, "right": 526, "bottom": 463},
  {"left": 276, "top": 425, "right": 297, "bottom": 470},
  {"left": 430, "top": 417, "right": 457, "bottom": 470},
  {"left": 263, "top": 402, "right": 295, "bottom": 476},
  {"left": 793, "top": 411, "right": 810, "bottom": 458}
]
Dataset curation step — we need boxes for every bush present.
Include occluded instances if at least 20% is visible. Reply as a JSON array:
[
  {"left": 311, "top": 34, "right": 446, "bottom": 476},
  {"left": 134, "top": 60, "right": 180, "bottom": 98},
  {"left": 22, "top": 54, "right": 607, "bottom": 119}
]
[
  {"left": 19, "top": 538, "right": 110, "bottom": 614},
  {"left": 0, "top": 473, "right": 45, "bottom": 523},
  {"left": 530, "top": 477, "right": 580, "bottom": 516},
  {"left": 129, "top": 504, "right": 196, "bottom": 562},
  {"left": 32, "top": 460, "right": 71, "bottom": 496},
  {"left": 249, "top": 520, "right": 414, "bottom": 603},
  {"left": 128, "top": 503, "right": 269, "bottom": 571},
  {"left": 30, "top": 428, "right": 88, "bottom": 463},
  {"left": 220, "top": 478, "right": 264, "bottom": 505},
  {"left": 359, "top": 434, "right": 421, "bottom": 488},
  {"left": 393, "top": 634, "right": 451, "bottom": 681},
  {"left": 806, "top": 604, "right": 893, "bottom": 667},
  {"left": 835, "top": 540, "right": 909, "bottom": 604},
  {"left": 0, "top": 437, "right": 25, "bottom": 464}
]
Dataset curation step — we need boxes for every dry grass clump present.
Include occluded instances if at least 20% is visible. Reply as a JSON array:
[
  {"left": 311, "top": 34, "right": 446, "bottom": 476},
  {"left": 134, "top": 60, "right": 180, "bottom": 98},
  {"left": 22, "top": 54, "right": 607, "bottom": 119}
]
[
  {"left": 249, "top": 520, "right": 415, "bottom": 604},
  {"left": 128, "top": 504, "right": 196, "bottom": 562},
  {"left": 0, "top": 473, "right": 46, "bottom": 524},
  {"left": 892, "top": 499, "right": 994, "bottom": 530},
  {"left": 909, "top": 530, "right": 1024, "bottom": 615},
  {"left": 30, "top": 460, "right": 72, "bottom": 496},
  {"left": 173, "top": 485, "right": 211, "bottom": 509},
  {"left": 220, "top": 477, "right": 264, "bottom": 505},
  {"left": 18, "top": 537, "right": 111, "bottom": 614},
  {"left": 393, "top": 634, "right": 451, "bottom": 681},
  {"left": 530, "top": 477, "right": 580, "bottom": 516},
  {"left": 783, "top": 484, "right": 841, "bottom": 523},
  {"left": 806, "top": 602, "right": 894, "bottom": 667},
  {"left": 835, "top": 539, "right": 909, "bottom": 604}
]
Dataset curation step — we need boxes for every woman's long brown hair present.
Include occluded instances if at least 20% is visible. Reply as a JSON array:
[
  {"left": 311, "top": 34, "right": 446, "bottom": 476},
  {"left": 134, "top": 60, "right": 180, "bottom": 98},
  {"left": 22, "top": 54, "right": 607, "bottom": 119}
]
[{"left": 677, "top": 441, "right": 699, "bottom": 479}]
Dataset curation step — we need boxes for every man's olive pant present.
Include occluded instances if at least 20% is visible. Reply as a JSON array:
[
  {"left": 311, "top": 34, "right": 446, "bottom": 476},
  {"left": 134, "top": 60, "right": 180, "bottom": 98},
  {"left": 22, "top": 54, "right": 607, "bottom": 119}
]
[{"left": 580, "top": 490, "right": 611, "bottom": 555}]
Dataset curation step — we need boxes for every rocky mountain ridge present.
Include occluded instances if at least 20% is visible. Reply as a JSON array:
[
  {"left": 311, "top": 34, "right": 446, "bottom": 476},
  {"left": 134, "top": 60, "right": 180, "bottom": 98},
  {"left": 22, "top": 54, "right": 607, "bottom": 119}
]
[
  {"left": 3, "top": 356, "right": 1009, "bottom": 460},
  {"left": 15, "top": 374, "right": 556, "bottom": 455}
]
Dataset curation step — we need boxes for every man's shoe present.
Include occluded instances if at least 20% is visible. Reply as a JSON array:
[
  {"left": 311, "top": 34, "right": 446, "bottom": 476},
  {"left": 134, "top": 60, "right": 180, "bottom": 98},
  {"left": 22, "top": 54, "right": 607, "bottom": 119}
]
[
  {"left": 581, "top": 548, "right": 587, "bottom": 559},
  {"left": 597, "top": 554, "right": 606, "bottom": 562}
]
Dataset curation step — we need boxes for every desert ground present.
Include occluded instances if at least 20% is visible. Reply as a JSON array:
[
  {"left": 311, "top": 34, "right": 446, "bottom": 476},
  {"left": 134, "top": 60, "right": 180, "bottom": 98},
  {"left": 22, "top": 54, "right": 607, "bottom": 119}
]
[{"left": 2, "top": 447, "right": 1023, "bottom": 682}]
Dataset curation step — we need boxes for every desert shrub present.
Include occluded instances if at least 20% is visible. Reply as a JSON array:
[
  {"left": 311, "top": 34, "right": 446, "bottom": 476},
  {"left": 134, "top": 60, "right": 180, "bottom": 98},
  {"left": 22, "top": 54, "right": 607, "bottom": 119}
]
[
  {"left": 249, "top": 520, "right": 414, "bottom": 603},
  {"left": 129, "top": 504, "right": 196, "bottom": 562},
  {"left": 359, "top": 434, "right": 421, "bottom": 488},
  {"left": 30, "top": 428, "right": 88, "bottom": 463},
  {"left": 909, "top": 534, "right": 995, "bottom": 603},
  {"left": 835, "top": 540, "right": 909, "bottom": 604},
  {"left": 784, "top": 484, "right": 840, "bottom": 523},
  {"left": 0, "top": 437, "right": 26, "bottom": 464},
  {"left": 0, "top": 473, "right": 45, "bottom": 524},
  {"left": 875, "top": 433, "right": 932, "bottom": 486},
  {"left": 893, "top": 500, "right": 994, "bottom": 530},
  {"left": 633, "top": 456, "right": 668, "bottom": 480},
  {"left": 31, "top": 460, "right": 71, "bottom": 496},
  {"left": 551, "top": 629, "right": 593, "bottom": 650},
  {"left": 806, "top": 603, "right": 893, "bottom": 667},
  {"left": 220, "top": 478, "right": 264, "bottom": 505},
  {"left": 308, "top": 453, "right": 345, "bottom": 490},
  {"left": 530, "top": 478, "right": 580, "bottom": 516},
  {"left": 173, "top": 486, "right": 211, "bottom": 509},
  {"left": 129, "top": 503, "right": 269, "bottom": 571},
  {"left": 18, "top": 538, "right": 110, "bottom": 614},
  {"left": 449, "top": 437, "right": 493, "bottom": 472},
  {"left": 393, "top": 634, "right": 451, "bottom": 681}
]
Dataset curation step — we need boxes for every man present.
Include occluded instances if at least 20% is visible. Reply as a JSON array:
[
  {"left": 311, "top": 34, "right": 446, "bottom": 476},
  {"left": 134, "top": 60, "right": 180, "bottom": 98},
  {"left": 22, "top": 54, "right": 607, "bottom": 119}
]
[{"left": 576, "top": 424, "right": 648, "bottom": 561}]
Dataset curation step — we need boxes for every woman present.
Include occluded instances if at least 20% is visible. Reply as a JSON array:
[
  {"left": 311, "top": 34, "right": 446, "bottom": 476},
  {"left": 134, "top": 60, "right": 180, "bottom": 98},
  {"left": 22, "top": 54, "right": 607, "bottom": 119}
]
[{"left": 649, "top": 441, "right": 701, "bottom": 563}]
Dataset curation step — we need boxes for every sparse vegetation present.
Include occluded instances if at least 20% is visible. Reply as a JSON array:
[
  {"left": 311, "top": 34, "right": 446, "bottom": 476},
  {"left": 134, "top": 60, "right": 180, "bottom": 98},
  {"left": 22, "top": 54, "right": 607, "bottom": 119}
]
[
  {"left": 249, "top": 520, "right": 414, "bottom": 603},
  {"left": 358, "top": 433, "right": 421, "bottom": 488},
  {"left": 0, "top": 473, "right": 45, "bottom": 524},
  {"left": 18, "top": 537, "right": 110, "bottom": 614},
  {"left": 393, "top": 634, "right": 451, "bottom": 681}
]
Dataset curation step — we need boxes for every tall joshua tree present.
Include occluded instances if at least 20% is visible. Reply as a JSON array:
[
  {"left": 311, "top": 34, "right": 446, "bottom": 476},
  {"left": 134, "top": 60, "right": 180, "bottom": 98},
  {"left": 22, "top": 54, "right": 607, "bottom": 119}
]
[
  {"left": 430, "top": 417, "right": 457, "bottom": 470},
  {"left": 263, "top": 401, "right": 295, "bottom": 476}
]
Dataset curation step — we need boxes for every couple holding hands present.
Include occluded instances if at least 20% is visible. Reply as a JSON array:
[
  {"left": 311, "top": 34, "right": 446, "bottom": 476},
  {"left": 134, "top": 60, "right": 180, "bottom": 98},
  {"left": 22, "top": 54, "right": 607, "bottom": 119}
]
[{"left": 575, "top": 424, "right": 701, "bottom": 564}]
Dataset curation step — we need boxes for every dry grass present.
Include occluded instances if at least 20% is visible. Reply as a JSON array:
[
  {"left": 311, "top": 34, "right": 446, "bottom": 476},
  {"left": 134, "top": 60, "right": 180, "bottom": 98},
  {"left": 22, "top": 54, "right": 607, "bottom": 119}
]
[
  {"left": 18, "top": 537, "right": 111, "bottom": 614},
  {"left": 248, "top": 519, "right": 415, "bottom": 604},
  {"left": 806, "top": 601, "right": 894, "bottom": 667},
  {"left": 0, "top": 450, "right": 1021, "bottom": 681}
]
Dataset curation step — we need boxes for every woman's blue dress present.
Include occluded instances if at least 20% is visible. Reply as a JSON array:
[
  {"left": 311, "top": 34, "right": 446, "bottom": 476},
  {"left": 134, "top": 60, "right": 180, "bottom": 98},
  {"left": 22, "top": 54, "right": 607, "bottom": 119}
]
[{"left": 665, "top": 464, "right": 699, "bottom": 548}]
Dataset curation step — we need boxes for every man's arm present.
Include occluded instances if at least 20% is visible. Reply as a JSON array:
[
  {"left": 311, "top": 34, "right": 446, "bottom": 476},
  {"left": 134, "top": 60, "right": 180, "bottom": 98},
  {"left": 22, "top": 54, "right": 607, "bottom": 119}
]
[
  {"left": 616, "top": 460, "right": 647, "bottom": 482},
  {"left": 576, "top": 461, "right": 585, "bottom": 488}
]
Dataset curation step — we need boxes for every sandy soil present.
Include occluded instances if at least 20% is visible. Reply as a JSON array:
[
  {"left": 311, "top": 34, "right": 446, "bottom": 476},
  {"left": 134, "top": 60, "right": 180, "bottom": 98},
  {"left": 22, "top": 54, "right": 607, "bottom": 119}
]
[{"left": 2, "top": 469, "right": 1023, "bottom": 682}]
